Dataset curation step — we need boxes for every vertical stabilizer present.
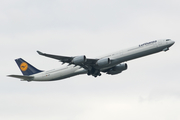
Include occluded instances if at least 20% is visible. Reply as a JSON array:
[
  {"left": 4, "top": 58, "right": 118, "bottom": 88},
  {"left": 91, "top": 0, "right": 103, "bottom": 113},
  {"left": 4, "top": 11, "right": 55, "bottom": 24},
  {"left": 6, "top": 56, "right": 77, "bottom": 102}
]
[{"left": 15, "top": 58, "right": 43, "bottom": 76}]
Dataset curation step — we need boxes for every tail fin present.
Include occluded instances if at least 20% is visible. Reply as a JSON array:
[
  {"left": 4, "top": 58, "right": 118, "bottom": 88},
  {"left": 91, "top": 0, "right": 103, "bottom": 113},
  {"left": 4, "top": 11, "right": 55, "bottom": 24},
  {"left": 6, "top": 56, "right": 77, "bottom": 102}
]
[{"left": 15, "top": 58, "right": 43, "bottom": 76}]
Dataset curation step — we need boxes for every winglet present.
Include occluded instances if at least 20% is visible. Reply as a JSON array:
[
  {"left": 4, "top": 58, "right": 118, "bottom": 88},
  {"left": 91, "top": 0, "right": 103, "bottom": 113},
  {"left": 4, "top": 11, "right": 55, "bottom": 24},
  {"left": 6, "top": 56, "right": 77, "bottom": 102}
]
[{"left": 37, "top": 51, "right": 44, "bottom": 55}]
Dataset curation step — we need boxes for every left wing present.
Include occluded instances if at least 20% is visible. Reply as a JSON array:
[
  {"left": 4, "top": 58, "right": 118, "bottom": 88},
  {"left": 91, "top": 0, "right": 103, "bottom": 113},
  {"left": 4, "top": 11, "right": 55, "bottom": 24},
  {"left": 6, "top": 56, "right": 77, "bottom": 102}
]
[
  {"left": 37, "top": 51, "right": 74, "bottom": 63},
  {"left": 37, "top": 51, "right": 98, "bottom": 70}
]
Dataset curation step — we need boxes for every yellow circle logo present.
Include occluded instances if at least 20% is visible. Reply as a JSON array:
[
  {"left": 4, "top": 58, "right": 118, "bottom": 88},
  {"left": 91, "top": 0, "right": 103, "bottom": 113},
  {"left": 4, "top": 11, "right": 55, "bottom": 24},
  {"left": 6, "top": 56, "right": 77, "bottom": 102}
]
[{"left": 20, "top": 62, "right": 28, "bottom": 71}]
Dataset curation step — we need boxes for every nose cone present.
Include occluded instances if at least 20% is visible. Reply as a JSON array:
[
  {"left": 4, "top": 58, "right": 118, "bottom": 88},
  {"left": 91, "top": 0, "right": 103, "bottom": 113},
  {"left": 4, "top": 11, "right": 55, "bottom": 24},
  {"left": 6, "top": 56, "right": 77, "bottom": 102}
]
[{"left": 171, "top": 40, "right": 175, "bottom": 45}]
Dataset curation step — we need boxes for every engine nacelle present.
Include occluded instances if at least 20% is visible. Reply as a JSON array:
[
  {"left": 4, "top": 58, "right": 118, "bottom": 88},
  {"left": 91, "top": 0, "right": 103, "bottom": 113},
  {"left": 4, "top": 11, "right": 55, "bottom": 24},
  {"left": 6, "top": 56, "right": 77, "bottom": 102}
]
[
  {"left": 96, "top": 58, "right": 111, "bottom": 67},
  {"left": 107, "top": 63, "right": 128, "bottom": 75},
  {"left": 72, "top": 55, "right": 86, "bottom": 64}
]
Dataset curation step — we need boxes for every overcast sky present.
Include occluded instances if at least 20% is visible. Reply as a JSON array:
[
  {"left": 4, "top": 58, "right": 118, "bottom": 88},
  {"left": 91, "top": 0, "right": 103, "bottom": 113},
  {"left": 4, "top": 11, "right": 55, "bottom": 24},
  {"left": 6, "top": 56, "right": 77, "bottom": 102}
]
[{"left": 1, "top": 0, "right": 180, "bottom": 120}]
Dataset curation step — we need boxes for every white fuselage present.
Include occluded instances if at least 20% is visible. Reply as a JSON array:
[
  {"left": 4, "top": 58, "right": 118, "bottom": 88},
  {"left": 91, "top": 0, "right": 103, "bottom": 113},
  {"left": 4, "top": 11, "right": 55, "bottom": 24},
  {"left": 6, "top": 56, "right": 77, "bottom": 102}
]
[{"left": 31, "top": 39, "right": 175, "bottom": 81}]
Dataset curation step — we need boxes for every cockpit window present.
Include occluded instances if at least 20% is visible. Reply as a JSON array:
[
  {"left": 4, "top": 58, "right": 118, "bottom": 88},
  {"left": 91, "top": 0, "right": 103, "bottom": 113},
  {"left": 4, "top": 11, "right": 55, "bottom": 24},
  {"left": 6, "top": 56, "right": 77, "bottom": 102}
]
[{"left": 166, "top": 39, "right": 171, "bottom": 41}]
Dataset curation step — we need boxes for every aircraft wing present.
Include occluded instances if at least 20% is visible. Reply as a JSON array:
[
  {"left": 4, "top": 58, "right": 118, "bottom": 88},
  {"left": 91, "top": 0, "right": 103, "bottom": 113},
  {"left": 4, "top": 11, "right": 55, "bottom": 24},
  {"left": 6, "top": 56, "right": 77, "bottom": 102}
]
[
  {"left": 37, "top": 51, "right": 74, "bottom": 63},
  {"left": 7, "top": 75, "right": 34, "bottom": 81},
  {"left": 37, "top": 51, "right": 98, "bottom": 70}
]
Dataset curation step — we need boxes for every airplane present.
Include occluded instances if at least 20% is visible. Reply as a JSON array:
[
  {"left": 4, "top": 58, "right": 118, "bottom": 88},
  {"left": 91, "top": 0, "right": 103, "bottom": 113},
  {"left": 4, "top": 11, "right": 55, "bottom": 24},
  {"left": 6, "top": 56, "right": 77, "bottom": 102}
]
[{"left": 8, "top": 39, "right": 175, "bottom": 82}]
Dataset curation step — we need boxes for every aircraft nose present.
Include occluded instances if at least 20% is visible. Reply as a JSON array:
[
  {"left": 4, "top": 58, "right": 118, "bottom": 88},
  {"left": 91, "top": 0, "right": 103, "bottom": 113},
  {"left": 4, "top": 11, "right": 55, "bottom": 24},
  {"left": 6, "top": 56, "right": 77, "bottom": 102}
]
[{"left": 171, "top": 40, "right": 175, "bottom": 45}]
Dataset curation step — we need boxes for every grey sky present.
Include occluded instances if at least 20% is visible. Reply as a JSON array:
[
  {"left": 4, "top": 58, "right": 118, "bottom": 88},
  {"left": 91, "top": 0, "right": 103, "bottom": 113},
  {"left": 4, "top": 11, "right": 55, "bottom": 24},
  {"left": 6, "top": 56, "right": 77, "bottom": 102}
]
[{"left": 1, "top": 0, "right": 180, "bottom": 120}]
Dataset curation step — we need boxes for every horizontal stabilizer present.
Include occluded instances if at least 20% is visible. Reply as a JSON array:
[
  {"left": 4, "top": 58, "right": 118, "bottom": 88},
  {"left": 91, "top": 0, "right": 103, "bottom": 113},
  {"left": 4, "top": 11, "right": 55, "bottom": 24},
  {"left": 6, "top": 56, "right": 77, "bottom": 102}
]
[{"left": 7, "top": 75, "right": 34, "bottom": 81}]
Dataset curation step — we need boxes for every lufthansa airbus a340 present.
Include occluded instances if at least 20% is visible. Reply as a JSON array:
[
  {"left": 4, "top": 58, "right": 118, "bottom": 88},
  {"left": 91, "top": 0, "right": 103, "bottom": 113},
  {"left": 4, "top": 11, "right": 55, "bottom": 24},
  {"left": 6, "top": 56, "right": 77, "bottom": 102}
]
[{"left": 8, "top": 39, "right": 175, "bottom": 82}]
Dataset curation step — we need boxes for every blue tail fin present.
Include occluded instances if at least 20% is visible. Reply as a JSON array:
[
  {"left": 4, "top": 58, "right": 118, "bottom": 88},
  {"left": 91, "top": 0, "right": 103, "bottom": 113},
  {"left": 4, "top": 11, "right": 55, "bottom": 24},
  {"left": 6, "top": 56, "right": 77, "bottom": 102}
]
[{"left": 15, "top": 58, "right": 43, "bottom": 76}]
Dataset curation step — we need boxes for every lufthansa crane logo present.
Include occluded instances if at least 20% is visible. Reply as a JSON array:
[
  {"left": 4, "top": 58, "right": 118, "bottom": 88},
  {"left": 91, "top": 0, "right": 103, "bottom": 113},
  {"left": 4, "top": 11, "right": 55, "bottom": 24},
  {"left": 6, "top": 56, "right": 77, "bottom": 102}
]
[{"left": 20, "top": 62, "right": 28, "bottom": 71}]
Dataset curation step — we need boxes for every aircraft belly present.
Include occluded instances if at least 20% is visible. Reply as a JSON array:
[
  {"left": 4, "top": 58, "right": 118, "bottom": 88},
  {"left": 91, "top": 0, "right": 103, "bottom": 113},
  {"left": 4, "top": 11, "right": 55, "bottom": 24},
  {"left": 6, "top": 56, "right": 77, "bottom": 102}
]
[
  {"left": 51, "top": 68, "right": 85, "bottom": 81},
  {"left": 34, "top": 66, "right": 86, "bottom": 81}
]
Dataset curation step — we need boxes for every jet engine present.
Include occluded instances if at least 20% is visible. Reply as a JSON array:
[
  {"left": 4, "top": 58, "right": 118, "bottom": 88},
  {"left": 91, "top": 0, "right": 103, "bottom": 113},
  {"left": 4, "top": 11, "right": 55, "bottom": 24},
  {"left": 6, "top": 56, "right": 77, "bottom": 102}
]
[
  {"left": 107, "top": 63, "right": 128, "bottom": 75},
  {"left": 72, "top": 55, "right": 86, "bottom": 64},
  {"left": 96, "top": 58, "right": 111, "bottom": 67}
]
